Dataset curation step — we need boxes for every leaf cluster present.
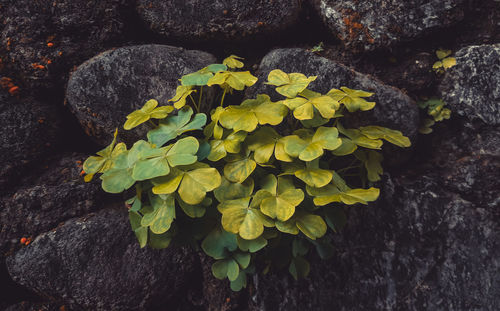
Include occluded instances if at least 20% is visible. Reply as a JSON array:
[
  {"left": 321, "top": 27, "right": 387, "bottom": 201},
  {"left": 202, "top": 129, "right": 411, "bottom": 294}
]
[{"left": 83, "top": 55, "right": 411, "bottom": 291}]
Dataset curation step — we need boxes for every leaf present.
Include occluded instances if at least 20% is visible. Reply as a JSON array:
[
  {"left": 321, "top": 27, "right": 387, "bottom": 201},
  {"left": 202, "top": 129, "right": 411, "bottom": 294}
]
[
  {"left": 436, "top": 49, "right": 452, "bottom": 59},
  {"left": 218, "top": 197, "right": 268, "bottom": 240},
  {"left": 283, "top": 127, "right": 342, "bottom": 161},
  {"left": 289, "top": 256, "right": 310, "bottom": 280},
  {"left": 327, "top": 87, "right": 375, "bottom": 112},
  {"left": 207, "top": 131, "right": 247, "bottom": 161},
  {"left": 311, "top": 185, "right": 380, "bottom": 206},
  {"left": 331, "top": 137, "right": 357, "bottom": 156},
  {"left": 295, "top": 168, "right": 333, "bottom": 188},
  {"left": 100, "top": 152, "right": 135, "bottom": 193},
  {"left": 214, "top": 177, "right": 254, "bottom": 202},
  {"left": 181, "top": 67, "right": 215, "bottom": 86},
  {"left": 83, "top": 129, "right": 122, "bottom": 176},
  {"left": 323, "top": 208, "right": 347, "bottom": 233},
  {"left": 292, "top": 239, "right": 309, "bottom": 257},
  {"left": 124, "top": 99, "right": 174, "bottom": 130},
  {"left": 197, "top": 140, "right": 211, "bottom": 161},
  {"left": 219, "top": 95, "right": 288, "bottom": 132},
  {"left": 281, "top": 95, "right": 339, "bottom": 120},
  {"left": 337, "top": 123, "right": 383, "bottom": 149},
  {"left": 230, "top": 271, "right": 247, "bottom": 291},
  {"left": 202, "top": 226, "right": 238, "bottom": 259},
  {"left": 147, "top": 106, "right": 207, "bottom": 147},
  {"left": 442, "top": 57, "right": 456, "bottom": 69},
  {"left": 358, "top": 126, "right": 411, "bottom": 147},
  {"left": 237, "top": 235, "right": 267, "bottom": 253},
  {"left": 295, "top": 213, "right": 327, "bottom": 240},
  {"left": 129, "top": 211, "right": 148, "bottom": 248},
  {"left": 141, "top": 194, "right": 175, "bottom": 234},
  {"left": 364, "top": 150, "right": 383, "bottom": 182},
  {"left": 223, "top": 55, "right": 245, "bottom": 69},
  {"left": 233, "top": 252, "right": 251, "bottom": 269},
  {"left": 212, "top": 259, "right": 240, "bottom": 281},
  {"left": 224, "top": 156, "right": 257, "bottom": 183},
  {"left": 275, "top": 218, "right": 299, "bottom": 234},
  {"left": 266, "top": 69, "right": 317, "bottom": 98},
  {"left": 177, "top": 196, "right": 206, "bottom": 218},
  {"left": 256, "top": 175, "right": 304, "bottom": 221},
  {"left": 246, "top": 126, "right": 292, "bottom": 163},
  {"left": 169, "top": 85, "right": 196, "bottom": 109},
  {"left": 207, "top": 71, "right": 258, "bottom": 91},
  {"left": 165, "top": 136, "right": 199, "bottom": 166},
  {"left": 149, "top": 230, "right": 173, "bottom": 249},
  {"left": 312, "top": 238, "right": 335, "bottom": 259},
  {"left": 204, "top": 107, "right": 225, "bottom": 139}
]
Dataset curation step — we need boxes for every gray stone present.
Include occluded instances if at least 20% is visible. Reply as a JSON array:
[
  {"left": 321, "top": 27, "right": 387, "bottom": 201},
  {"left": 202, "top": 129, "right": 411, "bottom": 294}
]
[
  {"left": 66, "top": 44, "right": 216, "bottom": 146},
  {"left": 0, "top": 0, "right": 131, "bottom": 91},
  {"left": 439, "top": 44, "right": 500, "bottom": 126},
  {"left": 311, "top": 0, "right": 466, "bottom": 51},
  {"left": 0, "top": 153, "right": 118, "bottom": 257},
  {"left": 0, "top": 91, "right": 61, "bottom": 190},
  {"left": 136, "top": 0, "right": 301, "bottom": 42},
  {"left": 248, "top": 48, "right": 419, "bottom": 157},
  {"left": 6, "top": 207, "right": 198, "bottom": 311}
]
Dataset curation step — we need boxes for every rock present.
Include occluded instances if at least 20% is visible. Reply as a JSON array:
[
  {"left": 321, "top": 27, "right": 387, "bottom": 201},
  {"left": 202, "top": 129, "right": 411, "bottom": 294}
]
[
  {"left": 311, "top": 0, "right": 466, "bottom": 51},
  {"left": 0, "top": 91, "right": 61, "bottom": 191},
  {"left": 4, "top": 302, "right": 66, "bottom": 311},
  {"left": 247, "top": 171, "right": 500, "bottom": 310},
  {"left": 65, "top": 44, "right": 217, "bottom": 146},
  {"left": 0, "top": 0, "right": 131, "bottom": 92},
  {"left": 248, "top": 48, "right": 419, "bottom": 150},
  {"left": 6, "top": 207, "right": 198, "bottom": 311},
  {"left": 0, "top": 153, "right": 118, "bottom": 257},
  {"left": 136, "top": 0, "right": 301, "bottom": 42},
  {"left": 439, "top": 44, "right": 500, "bottom": 126}
]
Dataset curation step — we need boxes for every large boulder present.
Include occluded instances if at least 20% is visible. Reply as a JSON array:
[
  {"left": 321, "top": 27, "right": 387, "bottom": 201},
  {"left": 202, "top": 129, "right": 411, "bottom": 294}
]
[
  {"left": 0, "top": 91, "right": 61, "bottom": 191},
  {"left": 66, "top": 45, "right": 216, "bottom": 145},
  {"left": 0, "top": 0, "right": 132, "bottom": 92},
  {"left": 311, "top": 0, "right": 466, "bottom": 51},
  {"left": 0, "top": 153, "right": 118, "bottom": 257},
  {"left": 136, "top": 0, "right": 302, "bottom": 42},
  {"left": 6, "top": 207, "right": 198, "bottom": 310},
  {"left": 439, "top": 44, "right": 500, "bottom": 126},
  {"left": 248, "top": 48, "right": 419, "bottom": 164}
]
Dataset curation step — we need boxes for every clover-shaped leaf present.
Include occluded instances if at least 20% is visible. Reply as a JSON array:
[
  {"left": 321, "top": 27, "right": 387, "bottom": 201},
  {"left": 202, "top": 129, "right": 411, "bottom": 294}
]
[
  {"left": 83, "top": 129, "right": 126, "bottom": 180},
  {"left": 223, "top": 55, "right": 245, "bottom": 69},
  {"left": 433, "top": 49, "right": 456, "bottom": 72},
  {"left": 141, "top": 194, "right": 176, "bottom": 234},
  {"left": 237, "top": 235, "right": 267, "bottom": 253},
  {"left": 124, "top": 99, "right": 174, "bottom": 130},
  {"left": 202, "top": 226, "right": 238, "bottom": 259},
  {"left": 246, "top": 126, "right": 292, "bottom": 163},
  {"left": 177, "top": 195, "right": 207, "bottom": 218},
  {"left": 218, "top": 197, "right": 272, "bottom": 240},
  {"left": 180, "top": 64, "right": 227, "bottom": 86},
  {"left": 214, "top": 177, "right": 254, "bottom": 202},
  {"left": 147, "top": 106, "right": 207, "bottom": 147},
  {"left": 337, "top": 123, "right": 383, "bottom": 149},
  {"left": 207, "top": 71, "right": 258, "bottom": 91},
  {"left": 100, "top": 151, "right": 135, "bottom": 193},
  {"left": 358, "top": 126, "right": 411, "bottom": 147},
  {"left": 219, "top": 95, "right": 288, "bottom": 132},
  {"left": 283, "top": 127, "right": 342, "bottom": 161},
  {"left": 289, "top": 256, "right": 310, "bottom": 280},
  {"left": 354, "top": 149, "right": 383, "bottom": 182},
  {"left": 129, "top": 211, "right": 148, "bottom": 248},
  {"left": 207, "top": 130, "right": 247, "bottom": 162},
  {"left": 308, "top": 183, "right": 380, "bottom": 206},
  {"left": 295, "top": 212, "right": 327, "bottom": 240},
  {"left": 331, "top": 137, "right": 357, "bottom": 156},
  {"left": 152, "top": 163, "right": 221, "bottom": 205},
  {"left": 224, "top": 154, "right": 257, "bottom": 183},
  {"left": 168, "top": 85, "right": 196, "bottom": 109},
  {"left": 204, "top": 107, "right": 225, "bottom": 139},
  {"left": 212, "top": 258, "right": 240, "bottom": 281},
  {"left": 281, "top": 93, "right": 339, "bottom": 120},
  {"left": 327, "top": 87, "right": 375, "bottom": 112},
  {"left": 254, "top": 175, "right": 304, "bottom": 221},
  {"left": 266, "top": 69, "right": 317, "bottom": 98}
]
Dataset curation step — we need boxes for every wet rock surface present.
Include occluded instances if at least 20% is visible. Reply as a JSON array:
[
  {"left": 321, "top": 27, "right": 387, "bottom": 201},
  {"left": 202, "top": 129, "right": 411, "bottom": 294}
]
[
  {"left": 312, "top": 0, "right": 466, "bottom": 51},
  {"left": 65, "top": 45, "right": 216, "bottom": 145},
  {"left": 6, "top": 207, "right": 198, "bottom": 311},
  {"left": 440, "top": 44, "right": 500, "bottom": 126},
  {"left": 136, "top": 0, "right": 302, "bottom": 42}
]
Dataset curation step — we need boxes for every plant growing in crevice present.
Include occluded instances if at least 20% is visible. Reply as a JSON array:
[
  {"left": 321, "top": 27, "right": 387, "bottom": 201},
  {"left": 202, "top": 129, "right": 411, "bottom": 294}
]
[
  {"left": 432, "top": 49, "right": 456, "bottom": 74},
  {"left": 83, "top": 55, "right": 411, "bottom": 291},
  {"left": 418, "top": 98, "right": 451, "bottom": 134}
]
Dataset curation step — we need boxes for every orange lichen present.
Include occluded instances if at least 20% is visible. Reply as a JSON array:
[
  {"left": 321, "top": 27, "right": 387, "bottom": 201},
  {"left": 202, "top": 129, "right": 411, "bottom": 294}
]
[
  {"left": 20, "top": 237, "right": 27, "bottom": 244},
  {"left": 47, "top": 42, "right": 54, "bottom": 47},
  {"left": 31, "top": 63, "right": 45, "bottom": 70},
  {"left": 8, "top": 86, "right": 19, "bottom": 95}
]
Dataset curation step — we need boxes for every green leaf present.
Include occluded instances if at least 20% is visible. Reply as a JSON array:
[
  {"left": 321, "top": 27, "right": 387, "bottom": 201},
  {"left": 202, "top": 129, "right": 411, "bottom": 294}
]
[
  {"left": 331, "top": 137, "right": 357, "bottom": 156},
  {"left": 289, "top": 256, "right": 310, "bottom": 280},
  {"left": 246, "top": 126, "right": 293, "bottom": 163},
  {"left": 218, "top": 197, "right": 269, "bottom": 240},
  {"left": 327, "top": 87, "right": 375, "bottom": 112},
  {"left": 233, "top": 252, "right": 251, "bottom": 269},
  {"left": 283, "top": 127, "right": 342, "bottom": 161},
  {"left": 323, "top": 208, "right": 347, "bottom": 233},
  {"left": 275, "top": 218, "right": 299, "bottom": 235},
  {"left": 197, "top": 140, "right": 211, "bottom": 161},
  {"left": 181, "top": 67, "right": 214, "bottom": 86},
  {"left": 212, "top": 259, "right": 240, "bottom": 281},
  {"left": 224, "top": 156, "right": 257, "bottom": 183},
  {"left": 214, "top": 177, "right": 254, "bottom": 202},
  {"left": 165, "top": 136, "right": 199, "bottom": 166},
  {"left": 237, "top": 235, "right": 267, "bottom": 253},
  {"left": 147, "top": 106, "right": 207, "bottom": 147},
  {"left": 207, "top": 64, "right": 228, "bottom": 72},
  {"left": 207, "top": 71, "right": 258, "bottom": 91},
  {"left": 311, "top": 185, "right": 380, "bottom": 206},
  {"left": 266, "top": 69, "right": 317, "bottom": 98},
  {"left": 436, "top": 49, "right": 452, "bottom": 59},
  {"left": 338, "top": 123, "right": 383, "bottom": 149},
  {"left": 295, "top": 168, "right": 333, "bottom": 188},
  {"left": 141, "top": 194, "right": 175, "bottom": 234},
  {"left": 364, "top": 150, "right": 383, "bottom": 182},
  {"left": 223, "top": 55, "right": 245, "bottom": 69},
  {"left": 292, "top": 239, "right": 309, "bottom": 257},
  {"left": 256, "top": 175, "right": 304, "bottom": 221},
  {"left": 281, "top": 95, "right": 339, "bottom": 120},
  {"left": 295, "top": 213, "right": 327, "bottom": 240},
  {"left": 358, "top": 126, "right": 411, "bottom": 147},
  {"left": 230, "top": 271, "right": 247, "bottom": 291},
  {"left": 148, "top": 230, "right": 173, "bottom": 249},
  {"left": 100, "top": 153, "right": 135, "bottom": 193},
  {"left": 204, "top": 107, "right": 225, "bottom": 139},
  {"left": 442, "top": 57, "right": 456, "bottom": 69},
  {"left": 124, "top": 99, "right": 174, "bottom": 130},
  {"left": 169, "top": 85, "right": 196, "bottom": 109},
  {"left": 207, "top": 131, "right": 247, "bottom": 161},
  {"left": 83, "top": 129, "right": 123, "bottom": 177},
  {"left": 312, "top": 238, "right": 335, "bottom": 260},
  {"left": 219, "top": 95, "right": 288, "bottom": 132},
  {"left": 177, "top": 195, "right": 206, "bottom": 218},
  {"left": 129, "top": 211, "right": 148, "bottom": 248},
  {"left": 202, "top": 226, "right": 238, "bottom": 259}
]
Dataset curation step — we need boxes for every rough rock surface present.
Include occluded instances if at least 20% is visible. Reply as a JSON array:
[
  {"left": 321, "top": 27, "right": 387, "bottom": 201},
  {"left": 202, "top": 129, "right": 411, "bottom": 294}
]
[
  {"left": 249, "top": 48, "right": 419, "bottom": 146},
  {"left": 0, "top": 0, "right": 131, "bottom": 91},
  {"left": 312, "top": 0, "right": 466, "bottom": 51},
  {"left": 0, "top": 91, "right": 61, "bottom": 190},
  {"left": 0, "top": 153, "right": 118, "bottom": 257},
  {"left": 66, "top": 45, "right": 216, "bottom": 145},
  {"left": 6, "top": 207, "right": 198, "bottom": 311},
  {"left": 439, "top": 44, "right": 500, "bottom": 126},
  {"left": 136, "top": 0, "right": 302, "bottom": 42}
]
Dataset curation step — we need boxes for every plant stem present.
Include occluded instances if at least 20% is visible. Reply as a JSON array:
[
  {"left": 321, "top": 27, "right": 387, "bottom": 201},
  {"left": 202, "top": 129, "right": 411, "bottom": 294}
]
[
  {"left": 148, "top": 120, "right": 157, "bottom": 127},
  {"left": 189, "top": 95, "right": 199, "bottom": 112},
  {"left": 220, "top": 89, "right": 227, "bottom": 107},
  {"left": 198, "top": 86, "right": 203, "bottom": 110}
]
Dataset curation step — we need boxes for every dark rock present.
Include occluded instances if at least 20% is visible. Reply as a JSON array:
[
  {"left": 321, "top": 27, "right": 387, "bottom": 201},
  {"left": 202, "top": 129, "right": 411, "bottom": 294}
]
[
  {"left": 247, "top": 172, "right": 500, "bottom": 310},
  {"left": 136, "top": 0, "right": 302, "bottom": 42},
  {"left": 65, "top": 44, "right": 216, "bottom": 146},
  {"left": 6, "top": 207, "right": 198, "bottom": 311},
  {"left": 0, "top": 0, "right": 131, "bottom": 92},
  {"left": 248, "top": 48, "right": 419, "bottom": 157},
  {"left": 4, "top": 302, "right": 66, "bottom": 311},
  {"left": 439, "top": 44, "right": 500, "bottom": 126},
  {"left": 0, "top": 153, "right": 118, "bottom": 257},
  {"left": 0, "top": 91, "right": 61, "bottom": 191},
  {"left": 311, "top": 0, "right": 466, "bottom": 51}
]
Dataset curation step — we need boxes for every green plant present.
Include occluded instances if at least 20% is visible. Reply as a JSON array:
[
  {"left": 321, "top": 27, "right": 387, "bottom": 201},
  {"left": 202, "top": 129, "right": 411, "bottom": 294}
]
[
  {"left": 310, "top": 42, "right": 324, "bottom": 54},
  {"left": 418, "top": 98, "right": 451, "bottom": 134},
  {"left": 432, "top": 49, "right": 456, "bottom": 74},
  {"left": 83, "top": 55, "right": 411, "bottom": 291}
]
